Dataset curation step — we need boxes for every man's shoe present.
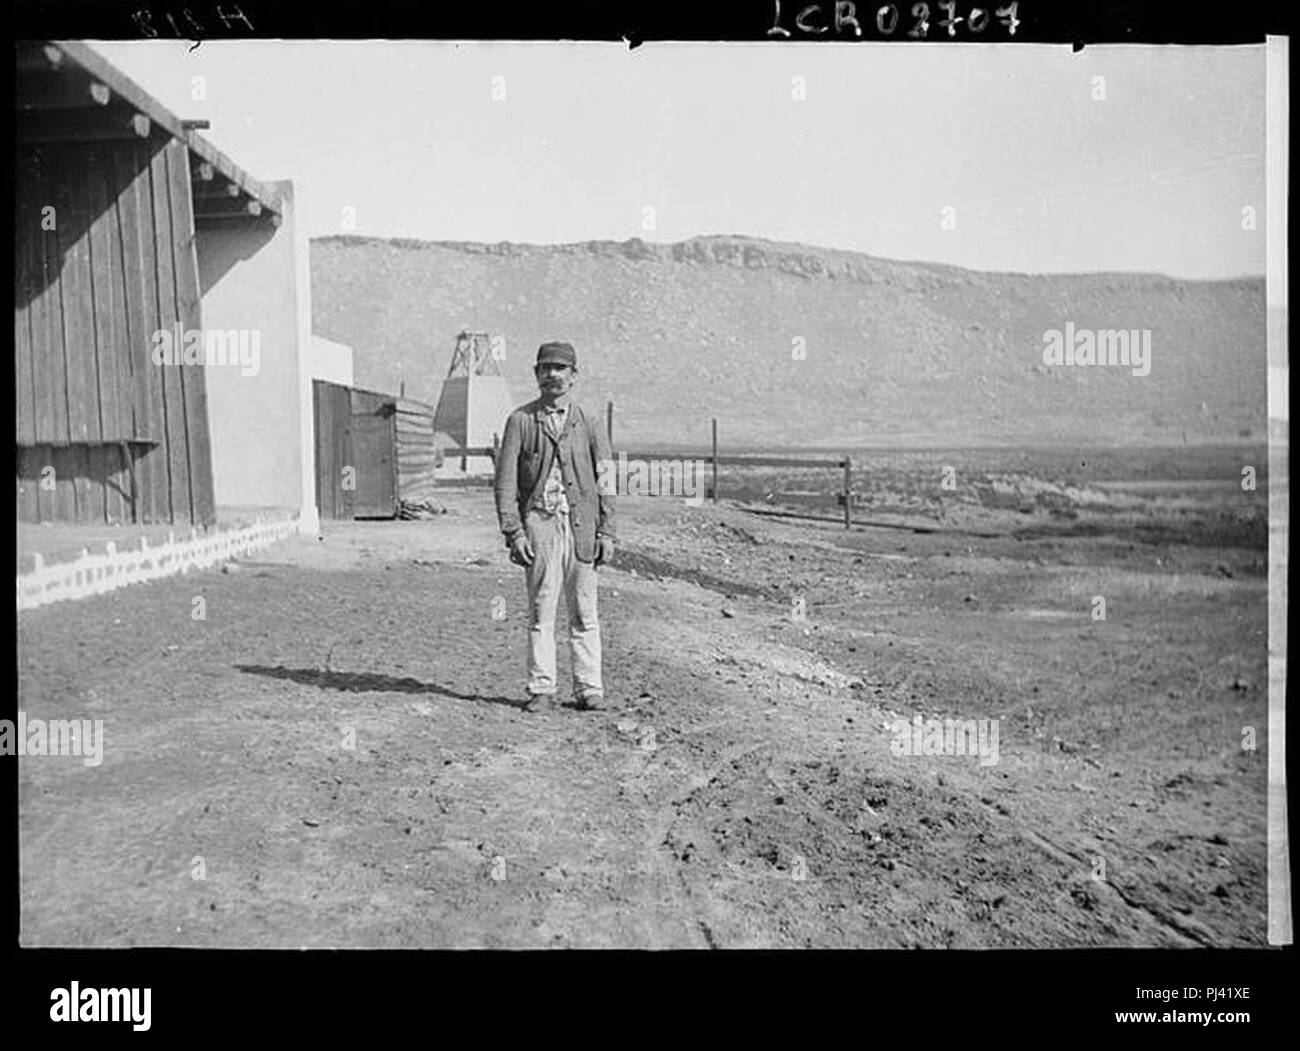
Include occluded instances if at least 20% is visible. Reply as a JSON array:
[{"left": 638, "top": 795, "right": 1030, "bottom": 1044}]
[
  {"left": 575, "top": 691, "right": 605, "bottom": 711},
  {"left": 524, "top": 691, "right": 554, "bottom": 712}
]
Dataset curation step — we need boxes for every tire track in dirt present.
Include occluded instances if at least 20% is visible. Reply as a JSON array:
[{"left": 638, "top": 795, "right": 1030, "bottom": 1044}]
[
  {"left": 616, "top": 588, "right": 898, "bottom": 946},
  {"left": 1015, "top": 826, "right": 1211, "bottom": 947},
  {"left": 592, "top": 566, "right": 819, "bottom": 947},
  {"left": 651, "top": 739, "right": 776, "bottom": 949}
]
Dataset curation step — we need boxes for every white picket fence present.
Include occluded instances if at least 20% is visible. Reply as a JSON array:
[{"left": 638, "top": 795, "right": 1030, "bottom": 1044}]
[{"left": 16, "top": 514, "right": 302, "bottom": 611}]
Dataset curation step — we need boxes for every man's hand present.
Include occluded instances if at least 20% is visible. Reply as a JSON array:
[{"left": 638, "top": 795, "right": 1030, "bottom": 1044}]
[
  {"left": 594, "top": 536, "right": 615, "bottom": 568},
  {"left": 509, "top": 534, "right": 535, "bottom": 567}
]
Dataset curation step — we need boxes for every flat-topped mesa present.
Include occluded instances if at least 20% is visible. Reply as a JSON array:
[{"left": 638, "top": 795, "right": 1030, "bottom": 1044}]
[
  {"left": 313, "top": 233, "right": 1249, "bottom": 296},
  {"left": 314, "top": 233, "right": 966, "bottom": 288},
  {"left": 310, "top": 231, "right": 1265, "bottom": 448}
]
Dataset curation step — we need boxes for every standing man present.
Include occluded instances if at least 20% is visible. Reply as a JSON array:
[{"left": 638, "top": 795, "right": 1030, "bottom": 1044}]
[{"left": 494, "top": 341, "right": 615, "bottom": 711}]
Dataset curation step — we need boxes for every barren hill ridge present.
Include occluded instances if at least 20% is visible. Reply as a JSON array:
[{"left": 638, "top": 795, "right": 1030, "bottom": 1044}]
[{"left": 311, "top": 234, "right": 1266, "bottom": 449}]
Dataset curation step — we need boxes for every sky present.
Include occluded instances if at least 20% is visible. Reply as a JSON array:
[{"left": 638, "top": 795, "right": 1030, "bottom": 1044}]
[{"left": 89, "top": 40, "right": 1268, "bottom": 279}]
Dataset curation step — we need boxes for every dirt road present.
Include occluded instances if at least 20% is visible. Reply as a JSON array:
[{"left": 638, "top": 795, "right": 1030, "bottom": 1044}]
[{"left": 18, "top": 478, "right": 1268, "bottom": 947}]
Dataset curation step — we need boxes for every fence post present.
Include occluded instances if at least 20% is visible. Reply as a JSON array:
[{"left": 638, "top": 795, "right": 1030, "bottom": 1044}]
[
  {"left": 843, "top": 456, "right": 852, "bottom": 529},
  {"left": 606, "top": 400, "right": 614, "bottom": 446},
  {"left": 711, "top": 418, "right": 719, "bottom": 504}
]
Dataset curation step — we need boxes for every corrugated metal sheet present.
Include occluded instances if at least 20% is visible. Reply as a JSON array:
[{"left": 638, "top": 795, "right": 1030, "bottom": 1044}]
[{"left": 395, "top": 397, "right": 439, "bottom": 505}]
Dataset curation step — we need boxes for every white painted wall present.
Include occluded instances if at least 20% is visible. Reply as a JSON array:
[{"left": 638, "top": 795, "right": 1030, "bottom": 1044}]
[
  {"left": 310, "top": 334, "right": 355, "bottom": 386},
  {"left": 196, "top": 180, "right": 319, "bottom": 534}
]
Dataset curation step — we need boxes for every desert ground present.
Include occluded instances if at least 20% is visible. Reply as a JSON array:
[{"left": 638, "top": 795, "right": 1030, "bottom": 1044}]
[{"left": 18, "top": 445, "right": 1269, "bottom": 947}]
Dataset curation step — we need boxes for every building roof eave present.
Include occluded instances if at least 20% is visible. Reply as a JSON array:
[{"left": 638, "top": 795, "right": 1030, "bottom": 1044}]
[{"left": 26, "top": 41, "right": 283, "bottom": 222}]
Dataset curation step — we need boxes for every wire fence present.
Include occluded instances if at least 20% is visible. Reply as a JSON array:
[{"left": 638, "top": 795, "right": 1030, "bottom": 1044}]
[{"left": 438, "top": 408, "right": 857, "bottom": 528}]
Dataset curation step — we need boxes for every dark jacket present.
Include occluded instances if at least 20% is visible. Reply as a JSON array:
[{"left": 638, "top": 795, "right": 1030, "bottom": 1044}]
[{"left": 494, "top": 398, "right": 616, "bottom": 563}]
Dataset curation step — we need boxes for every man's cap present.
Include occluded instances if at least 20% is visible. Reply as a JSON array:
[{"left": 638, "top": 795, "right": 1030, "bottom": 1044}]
[{"left": 536, "top": 341, "right": 577, "bottom": 367}]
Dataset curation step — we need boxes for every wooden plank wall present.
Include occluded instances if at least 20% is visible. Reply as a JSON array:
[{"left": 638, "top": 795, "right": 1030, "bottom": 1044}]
[
  {"left": 14, "top": 134, "right": 216, "bottom": 526},
  {"left": 313, "top": 379, "right": 354, "bottom": 520},
  {"left": 348, "top": 388, "right": 397, "bottom": 518},
  {"left": 395, "top": 398, "right": 439, "bottom": 505}
]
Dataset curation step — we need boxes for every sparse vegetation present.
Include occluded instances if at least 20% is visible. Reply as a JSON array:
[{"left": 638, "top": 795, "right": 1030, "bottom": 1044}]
[{"left": 312, "top": 234, "right": 1266, "bottom": 450}]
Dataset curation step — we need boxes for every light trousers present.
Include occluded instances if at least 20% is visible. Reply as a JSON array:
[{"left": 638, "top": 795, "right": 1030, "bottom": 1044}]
[{"left": 524, "top": 509, "right": 602, "bottom": 698}]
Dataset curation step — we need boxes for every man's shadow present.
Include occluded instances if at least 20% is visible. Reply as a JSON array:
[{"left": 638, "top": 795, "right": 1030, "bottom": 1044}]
[{"left": 236, "top": 664, "right": 526, "bottom": 710}]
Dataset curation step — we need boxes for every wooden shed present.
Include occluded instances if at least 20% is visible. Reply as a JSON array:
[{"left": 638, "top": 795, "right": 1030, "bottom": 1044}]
[
  {"left": 14, "top": 41, "right": 293, "bottom": 529},
  {"left": 314, "top": 379, "right": 440, "bottom": 520}
]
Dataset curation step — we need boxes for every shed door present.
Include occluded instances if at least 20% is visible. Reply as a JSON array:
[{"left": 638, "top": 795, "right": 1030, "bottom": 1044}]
[{"left": 349, "top": 391, "right": 397, "bottom": 518}]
